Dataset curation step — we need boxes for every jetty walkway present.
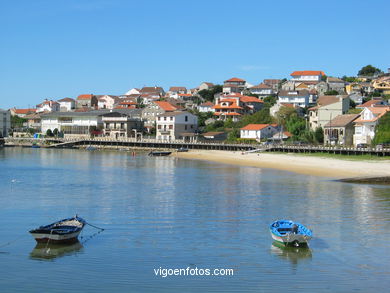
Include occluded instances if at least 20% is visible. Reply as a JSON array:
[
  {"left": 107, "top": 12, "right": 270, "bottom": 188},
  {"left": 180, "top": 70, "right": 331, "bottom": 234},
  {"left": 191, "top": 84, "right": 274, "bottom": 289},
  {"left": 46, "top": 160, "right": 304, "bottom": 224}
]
[{"left": 4, "top": 137, "right": 390, "bottom": 156}]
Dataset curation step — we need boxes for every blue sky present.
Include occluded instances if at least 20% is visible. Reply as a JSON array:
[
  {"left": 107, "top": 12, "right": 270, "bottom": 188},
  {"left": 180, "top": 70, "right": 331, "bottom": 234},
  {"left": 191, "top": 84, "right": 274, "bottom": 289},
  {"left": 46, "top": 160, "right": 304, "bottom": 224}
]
[{"left": 1, "top": 0, "right": 389, "bottom": 109}]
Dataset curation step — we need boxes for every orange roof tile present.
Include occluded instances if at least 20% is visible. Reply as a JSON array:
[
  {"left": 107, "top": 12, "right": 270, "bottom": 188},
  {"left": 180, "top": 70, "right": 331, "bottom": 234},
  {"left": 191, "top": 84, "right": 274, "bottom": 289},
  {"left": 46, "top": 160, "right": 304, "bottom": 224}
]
[
  {"left": 213, "top": 105, "right": 243, "bottom": 110},
  {"left": 224, "top": 77, "right": 246, "bottom": 82},
  {"left": 13, "top": 108, "right": 36, "bottom": 114},
  {"left": 291, "top": 71, "right": 325, "bottom": 76},
  {"left": 154, "top": 101, "right": 177, "bottom": 111},
  {"left": 77, "top": 94, "right": 94, "bottom": 100},
  {"left": 240, "top": 124, "right": 271, "bottom": 131}
]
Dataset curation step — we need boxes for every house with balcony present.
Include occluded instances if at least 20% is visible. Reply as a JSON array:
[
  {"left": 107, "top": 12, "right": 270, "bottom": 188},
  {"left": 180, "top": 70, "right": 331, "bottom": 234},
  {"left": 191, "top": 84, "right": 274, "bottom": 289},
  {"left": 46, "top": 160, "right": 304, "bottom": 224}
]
[
  {"left": 102, "top": 112, "right": 144, "bottom": 139},
  {"left": 248, "top": 83, "right": 274, "bottom": 97},
  {"left": 156, "top": 111, "right": 198, "bottom": 141},
  {"left": 353, "top": 106, "right": 390, "bottom": 146},
  {"left": 142, "top": 101, "right": 178, "bottom": 129},
  {"left": 277, "top": 90, "right": 310, "bottom": 108},
  {"left": 24, "top": 113, "right": 42, "bottom": 132},
  {"left": 212, "top": 94, "right": 263, "bottom": 121},
  {"left": 223, "top": 77, "right": 247, "bottom": 94},
  {"left": 240, "top": 124, "right": 279, "bottom": 141},
  {"left": 198, "top": 101, "right": 215, "bottom": 113},
  {"left": 308, "top": 95, "right": 350, "bottom": 130},
  {"left": 323, "top": 114, "right": 360, "bottom": 146}
]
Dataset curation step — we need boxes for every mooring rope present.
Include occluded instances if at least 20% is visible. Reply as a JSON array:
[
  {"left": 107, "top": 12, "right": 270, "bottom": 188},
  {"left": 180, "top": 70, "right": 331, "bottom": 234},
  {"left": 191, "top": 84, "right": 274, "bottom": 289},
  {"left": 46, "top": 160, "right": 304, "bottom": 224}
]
[
  {"left": 85, "top": 221, "right": 105, "bottom": 231},
  {"left": 0, "top": 235, "right": 26, "bottom": 249}
]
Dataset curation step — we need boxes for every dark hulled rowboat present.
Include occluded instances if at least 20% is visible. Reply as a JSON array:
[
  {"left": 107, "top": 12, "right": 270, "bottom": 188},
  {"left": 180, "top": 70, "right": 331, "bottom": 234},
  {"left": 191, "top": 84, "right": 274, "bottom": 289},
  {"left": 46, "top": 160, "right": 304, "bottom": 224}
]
[
  {"left": 29, "top": 216, "right": 86, "bottom": 244},
  {"left": 148, "top": 151, "right": 172, "bottom": 156}
]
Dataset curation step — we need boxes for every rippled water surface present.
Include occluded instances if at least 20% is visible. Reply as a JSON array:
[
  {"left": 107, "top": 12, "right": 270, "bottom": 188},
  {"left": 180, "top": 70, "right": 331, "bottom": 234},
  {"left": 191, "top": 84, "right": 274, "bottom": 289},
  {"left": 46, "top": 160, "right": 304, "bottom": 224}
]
[{"left": 0, "top": 148, "right": 389, "bottom": 292}]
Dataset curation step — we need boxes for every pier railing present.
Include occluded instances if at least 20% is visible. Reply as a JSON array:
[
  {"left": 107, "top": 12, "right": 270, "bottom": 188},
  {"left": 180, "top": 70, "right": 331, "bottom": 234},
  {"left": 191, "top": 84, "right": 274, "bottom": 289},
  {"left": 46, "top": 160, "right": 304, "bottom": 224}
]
[{"left": 4, "top": 137, "right": 390, "bottom": 156}]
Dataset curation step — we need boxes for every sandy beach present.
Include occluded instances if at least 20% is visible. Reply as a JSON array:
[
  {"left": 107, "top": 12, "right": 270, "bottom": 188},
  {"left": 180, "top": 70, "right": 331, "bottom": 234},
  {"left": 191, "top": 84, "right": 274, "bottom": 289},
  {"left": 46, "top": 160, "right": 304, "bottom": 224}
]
[{"left": 174, "top": 150, "right": 390, "bottom": 178}]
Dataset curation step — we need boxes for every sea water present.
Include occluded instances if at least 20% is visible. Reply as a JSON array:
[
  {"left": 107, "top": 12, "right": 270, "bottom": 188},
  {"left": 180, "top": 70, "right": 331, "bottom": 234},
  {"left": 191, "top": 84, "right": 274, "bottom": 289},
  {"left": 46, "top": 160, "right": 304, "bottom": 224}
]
[{"left": 0, "top": 148, "right": 389, "bottom": 292}]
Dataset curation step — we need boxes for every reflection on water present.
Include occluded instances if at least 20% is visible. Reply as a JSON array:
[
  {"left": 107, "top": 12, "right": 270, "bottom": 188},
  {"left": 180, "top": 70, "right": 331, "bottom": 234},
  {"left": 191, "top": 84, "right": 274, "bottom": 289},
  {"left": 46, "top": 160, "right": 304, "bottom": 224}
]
[
  {"left": 1, "top": 148, "right": 390, "bottom": 292},
  {"left": 270, "top": 241, "right": 312, "bottom": 267},
  {"left": 30, "top": 241, "right": 83, "bottom": 261}
]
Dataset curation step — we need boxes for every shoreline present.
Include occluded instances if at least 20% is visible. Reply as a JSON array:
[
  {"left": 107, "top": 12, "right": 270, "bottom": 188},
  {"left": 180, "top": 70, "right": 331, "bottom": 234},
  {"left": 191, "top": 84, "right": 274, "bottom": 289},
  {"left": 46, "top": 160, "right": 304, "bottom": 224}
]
[{"left": 173, "top": 150, "right": 390, "bottom": 179}]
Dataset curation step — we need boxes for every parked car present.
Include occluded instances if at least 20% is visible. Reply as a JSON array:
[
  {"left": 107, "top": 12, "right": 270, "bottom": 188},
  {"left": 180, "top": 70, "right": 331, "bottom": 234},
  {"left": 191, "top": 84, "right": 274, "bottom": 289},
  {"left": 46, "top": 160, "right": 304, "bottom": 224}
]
[
  {"left": 356, "top": 143, "right": 368, "bottom": 149},
  {"left": 177, "top": 147, "right": 189, "bottom": 152}
]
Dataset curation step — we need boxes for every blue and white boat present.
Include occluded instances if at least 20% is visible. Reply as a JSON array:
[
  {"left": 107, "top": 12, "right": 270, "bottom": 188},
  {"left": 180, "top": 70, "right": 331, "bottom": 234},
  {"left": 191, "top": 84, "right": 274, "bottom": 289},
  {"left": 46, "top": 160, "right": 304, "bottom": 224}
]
[
  {"left": 29, "top": 216, "right": 86, "bottom": 244},
  {"left": 270, "top": 220, "right": 312, "bottom": 247}
]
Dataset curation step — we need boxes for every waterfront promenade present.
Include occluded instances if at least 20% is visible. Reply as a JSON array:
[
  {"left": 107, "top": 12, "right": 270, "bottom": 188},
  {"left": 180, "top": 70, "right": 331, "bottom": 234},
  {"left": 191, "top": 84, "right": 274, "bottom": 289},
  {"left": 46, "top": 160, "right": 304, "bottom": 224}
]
[{"left": 5, "top": 137, "right": 390, "bottom": 156}]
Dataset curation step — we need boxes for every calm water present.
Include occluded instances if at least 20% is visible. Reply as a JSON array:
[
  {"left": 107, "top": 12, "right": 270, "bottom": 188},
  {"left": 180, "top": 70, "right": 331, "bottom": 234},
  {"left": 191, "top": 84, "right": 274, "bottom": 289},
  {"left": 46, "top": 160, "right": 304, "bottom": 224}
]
[{"left": 0, "top": 148, "right": 389, "bottom": 292}]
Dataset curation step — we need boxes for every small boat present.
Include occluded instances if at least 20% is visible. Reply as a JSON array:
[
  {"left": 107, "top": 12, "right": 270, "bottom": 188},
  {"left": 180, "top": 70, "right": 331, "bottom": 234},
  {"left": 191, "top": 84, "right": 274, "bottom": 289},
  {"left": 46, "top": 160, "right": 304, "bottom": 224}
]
[
  {"left": 86, "top": 146, "right": 97, "bottom": 151},
  {"left": 148, "top": 151, "right": 172, "bottom": 156},
  {"left": 29, "top": 216, "right": 86, "bottom": 244},
  {"left": 270, "top": 220, "right": 312, "bottom": 247},
  {"left": 31, "top": 144, "right": 41, "bottom": 148},
  {"left": 177, "top": 147, "right": 189, "bottom": 152}
]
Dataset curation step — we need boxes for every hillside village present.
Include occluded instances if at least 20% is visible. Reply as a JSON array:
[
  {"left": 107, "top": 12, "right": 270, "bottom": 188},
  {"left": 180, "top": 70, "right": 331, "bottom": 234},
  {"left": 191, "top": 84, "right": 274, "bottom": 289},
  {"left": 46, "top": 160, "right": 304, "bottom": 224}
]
[{"left": 1, "top": 65, "right": 390, "bottom": 147}]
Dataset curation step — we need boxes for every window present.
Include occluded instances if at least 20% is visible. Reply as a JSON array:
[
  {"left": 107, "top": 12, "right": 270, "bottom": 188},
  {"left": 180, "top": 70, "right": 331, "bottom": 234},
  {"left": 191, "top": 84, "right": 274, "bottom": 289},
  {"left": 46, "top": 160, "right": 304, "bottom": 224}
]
[
  {"left": 169, "top": 125, "right": 173, "bottom": 129},
  {"left": 158, "top": 125, "right": 161, "bottom": 129},
  {"left": 185, "top": 116, "right": 188, "bottom": 122},
  {"left": 164, "top": 117, "right": 167, "bottom": 121},
  {"left": 170, "top": 117, "right": 173, "bottom": 121},
  {"left": 185, "top": 125, "right": 187, "bottom": 130}
]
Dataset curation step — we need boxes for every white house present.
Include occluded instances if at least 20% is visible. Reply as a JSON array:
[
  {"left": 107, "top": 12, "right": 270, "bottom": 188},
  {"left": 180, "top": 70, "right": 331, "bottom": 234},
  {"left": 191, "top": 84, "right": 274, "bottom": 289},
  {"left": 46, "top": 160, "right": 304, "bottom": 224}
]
[
  {"left": 58, "top": 98, "right": 76, "bottom": 111},
  {"left": 223, "top": 77, "right": 246, "bottom": 94},
  {"left": 198, "top": 82, "right": 214, "bottom": 91},
  {"left": 353, "top": 107, "right": 390, "bottom": 146},
  {"left": 197, "top": 101, "right": 215, "bottom": 113},
  {"left": 167, "top": 87, "right": 187, "bottom": 99},
  {"left": 240, "top": 124, "right": 279, "bottom": 141},
  {"left": 97, "top": 95, "right": 119, "bottom": 110},
  {"left": 41, "top": 111, "right": 107, "bottom": 137},
  {"left": 248, "top": 83, "right": 274, "bottom": 97},
  {"left": 124, "top": 88, "right": 141, "bottom": 95},
  {"left": 290, "top": 70, "right": 325, "bottom": 82},
  {"left": 36, "top": 99, "right": 60, "bottom": 113},
  {"left": 156, "top": 111, "right": 198, "bottom": 141},
  {"left": 0, "top": 108, "right": 11, "bottom": 137},
  {"left": 278, "top": 90, "right": 310, "bottom": 107}
]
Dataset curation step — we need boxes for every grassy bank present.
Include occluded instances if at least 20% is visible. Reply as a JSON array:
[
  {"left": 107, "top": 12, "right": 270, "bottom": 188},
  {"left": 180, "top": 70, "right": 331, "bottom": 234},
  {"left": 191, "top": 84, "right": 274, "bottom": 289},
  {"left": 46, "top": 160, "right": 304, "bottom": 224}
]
[{"left": 267, "top": 151, "right": 390, "bottom": 161}]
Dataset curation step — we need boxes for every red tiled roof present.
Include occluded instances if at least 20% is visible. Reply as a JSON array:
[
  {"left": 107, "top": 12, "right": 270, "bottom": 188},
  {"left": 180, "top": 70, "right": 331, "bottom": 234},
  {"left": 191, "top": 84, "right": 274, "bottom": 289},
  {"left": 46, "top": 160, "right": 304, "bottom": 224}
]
[
  {"left": 169, "top": 87, "right": 186, "bottom": 92},
  {"left": 240, "top": 96, "right": 263, "bottom": 103},
  {"left": 251, "top": 83, "right": 271, "bottom": 89},
  {"left": 58, "top": 98, "right": 75, "bottom": 102},
  {"left": 154, "top": 101, "right": 177, "bottom": 111},
  {"left": 77, "top": 94, "right": 94, "bottom": 100},
  {"left": 291, "top": 71, "right": 325, "bottom": 76},
  {"left": 200, "top": 101, "right": 214, "bottom": 107},
  {"left": 13, "top": 108, "right": 36, "bottom": 114},
  {"left": 224, "top": 77, "right": 246, "bottom": 82},
  {"left": 240, "top": 124, "right": 271, "bottom": 131},
  {"left": 357, "top": 99, "right": 384, "bottom": 108}
]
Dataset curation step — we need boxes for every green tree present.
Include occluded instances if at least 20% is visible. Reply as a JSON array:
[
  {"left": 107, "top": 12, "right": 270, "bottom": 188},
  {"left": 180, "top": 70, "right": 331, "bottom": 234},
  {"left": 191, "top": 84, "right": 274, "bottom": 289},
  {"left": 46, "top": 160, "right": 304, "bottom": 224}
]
[
  {"left": 372, "top": 112, "right": 390, "bottom": 145},
  {"left": 197, "top": 85, "right": 222, "bottom": 102},
  {"left": 314, "top": 127, "right": 324, "bottom": 143},
  {"left": 53, "top": 128, "right": 59, "bottom": 136},
  {"left": 227, "top": 128, "right": 240, "bottom": 142},
  {"left": 46, "top": 129, "right": 53, "bottom": 137},
  {"left": 263, "top": 96, "right": 277, "bottom": 107},
  {"left": 324, "top": 90, "right": 339, "bottom": 95},
  {"left": 358, "top": 65, "right": 382, "bottom": 76}
]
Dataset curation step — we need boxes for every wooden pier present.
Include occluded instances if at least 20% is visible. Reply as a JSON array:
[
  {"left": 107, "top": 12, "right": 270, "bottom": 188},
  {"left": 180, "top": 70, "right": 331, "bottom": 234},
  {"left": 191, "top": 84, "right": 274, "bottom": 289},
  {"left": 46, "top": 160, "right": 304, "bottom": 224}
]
[{"left": 4, "top": 137, "right": 390, "bottom": 156}]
